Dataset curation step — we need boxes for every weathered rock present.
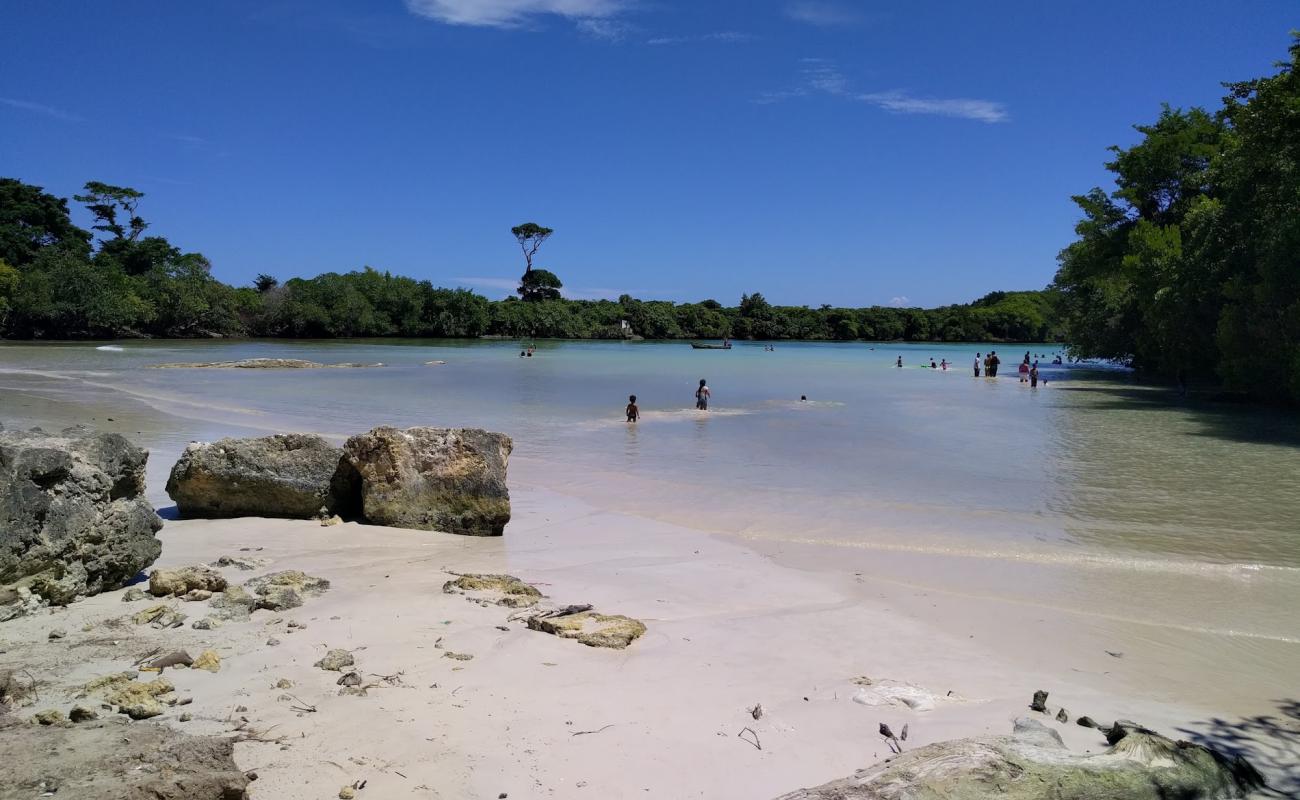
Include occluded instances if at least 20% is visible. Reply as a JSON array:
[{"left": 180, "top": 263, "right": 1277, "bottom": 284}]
[
  {"left": 772, "top": 717, "right": 1264, "bottom": 800},
  {"left": 343, "top": 426, "right": 513, "bottom": 536},
  {"left": 209, "top": 586, "right": 257, "bottom": 621},
  {"left": 1056, "top": 708, "right": 1070, "bottom": 723},
  {"left": 69, "top": 705, "right": 98, "bottom": 722},
  {"left": 210, "top": 555, "right": 267, "bottom": 571},
  {"left": 48, "top": 627, "right": 67, "bottom": 640},
  {"left": 183, "top": 589, "right": 214, "bottom": 601},
  {"left": 444, "top": 573, "right": 542, "bottom": 607},
  {"left": 244, "top": 570, "right": 329, "bottom": 611},
  {"left": 0, "top": 716, "right": 250, "bottom": 799},
  {"left": 131, "top": 604, "right": 187, "bottom": 628},
  {"left": 0, "top": 426, "right": 162, "bottom": 618},
  {"left": 274, "top": 678, "right": 293, "bottom": 689},
  {"left": 103, "top": 677, "right": 174, "bottom": 720},
  {"left": 179, "top": 711, "right": 193, "bottom": 722},
  {"left": 149, "top": 565, "right": 227, "bottom": 597},
  {"left": 121, "top": 586, "right": 148, "bottom": 602},
  {"left": 1030, "top": 689, "right": 1049, "bottom": 713},
  {"left": 337, "top": 671, "right": 363, "bottom": 686},
  {"left": 443, "top": 651, "right": 473, "bottom": 661},
  {"left": 192, "top": 650, "right": 221, "bottom": 673},
  {"left": 850, "top": 678, "right": 958, "bottom": 713},
  {"left": 1077, "top": 716, "right": 1099, "bottom": 729},
  {"left": 315, "top": 649, "right": 354, "bottom": 671},
  {"left": 166, "top": 434, "right": 359, "bottom": 520},
  {"left": 33, "top": 708, "right": 66, "bottom": 725},
  {"left": 527, "top": 609, "right": 646, "bottom": 649}
]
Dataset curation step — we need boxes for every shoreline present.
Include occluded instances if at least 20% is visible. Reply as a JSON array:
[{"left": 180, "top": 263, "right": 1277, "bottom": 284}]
[{"left": 1, "top": 366, "right": 1298, "bottom": 795}]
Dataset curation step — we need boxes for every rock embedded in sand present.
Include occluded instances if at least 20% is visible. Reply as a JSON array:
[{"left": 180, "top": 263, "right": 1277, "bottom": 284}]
[
  {"left": 69, "top": 705, "right": 98, "bottom": 723},
  {"left": 1030, "top": 689, "right": 1049, "bottom": 713},
  {"left": 244, "top": 570, "right": 330, "bottom": 611},
  {"left": 121, "top": 587, "right": 148, "bottom": 602},
  {"left": 0, "top": 426, "right": 162, "bottom": 619},
  {"left": 343, "top": 426, "right": 513, "bottom": 537},
  {"left": 209, "top": 585, "right": 257, "bottom": 621},
  {"left": 773, "top": 717, "right": 1264, "bottom": 800},
  {"left": 104, "top": 677, "right": 175, "bottom": 720},
  {"left": 149, "top": 565, "right": 228, "bottom": 597},
  {"left": 131, "top": 603, "right": 187, "bottom": 628},
  {"left": 443, "top": 574, "right": 542, "bottom": 607},
  {"left": 33, "top": 708, "right": 66, "bottom": 725},
  {"left": 315, "top": 649, "right": 355, "bottom": 671},
  {"left": 211, "top": 555, "right": 267, "bottom": 571},
  {"left": 0, "top": 716, "right": 251, "bottom": 799},
  {"left": 192, "top": 650, "right": 221, "bottom": 673},
  {"left": 527, "top": 609, "right": 647, "bottom": 649},
  {"left": 48, "top": 628, "right": 67, "bottom": 640},
  {"left": 166, "top": 434, "right": 359, "bottom": 520},
  {"left": 850, "top": 678, "right": 959, "bottom": 713}
]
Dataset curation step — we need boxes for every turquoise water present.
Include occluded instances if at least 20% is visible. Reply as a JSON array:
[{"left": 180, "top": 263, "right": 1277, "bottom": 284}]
[{"left": 2, "top": 338, "right": 1298, "bottom": 572}]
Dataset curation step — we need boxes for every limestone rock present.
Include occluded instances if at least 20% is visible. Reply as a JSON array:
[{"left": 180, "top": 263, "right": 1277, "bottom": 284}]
[
  {"left": 131, "top": 604, "right": 186, "bottom": 628},
  {"left": 850, "top": 678, "right": 959, "bottom": 713},
  {"left": 343, "top": 426, "right": 512, "bottom": 536},
  {"left": 274, "top": 678, "right": 293, "bottom": 689},
  {"left": 192, "top": 650, "right": 221, "bottom": 673},
  {"left": 33, "top": 708, "right": 66, "bottom": 725},
  {"left": 244, "top": 570, "right": 330, "bottom": 611},
  {"left": 1030, "top": 689, "right": 1049, "bottom": 713},
  {"left": 444, "top": 574, "right": 542, "bottom": 607},
  {"left": 165, "top": 434, "right": 359, "bottom": 519},
  {"left": 0, "top": 426, "right": 162, "bottom": 618},
  {"left": 121, "top": 587, "right": 147, "bottom": 602},
  {"left": 527, "top": 609, "right": 646, "bottom": 649},
  {"left": 772, "top": 717, "right": 1264, "bottom": 800},
  {"left": 209, "top": 585, "right": 256, "bottom": 621},
  {"left": 192, "top": 617, "right": 221, "bottom": 630},
  {"left": 210, "top": 555, "right": 267, "bottom": 571},
  {"left": 48, "top": 628, "right": 67, "bottom": 640},
  {"left": 315, "top": 649, "right": 354, "bottom": 671},
  {"left": 149, "top": 565, "right": 227, "bottom": 597},
  {"left": 104, "top": 677, "right": 174, "bottom": 720},
  {"left": 69, "top": 705, "right": 98, "bottom": 722},
  {"left": 0, "top": 714, "right": 251, "bottom": 799}
]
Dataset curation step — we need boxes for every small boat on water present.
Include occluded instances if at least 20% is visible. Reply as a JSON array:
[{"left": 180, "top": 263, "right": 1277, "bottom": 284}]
[{"left": 691, "top": 342, "right": 732, "bottom": 350}]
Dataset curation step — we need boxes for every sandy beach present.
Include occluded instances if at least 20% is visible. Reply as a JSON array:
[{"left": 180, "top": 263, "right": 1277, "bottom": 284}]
[{"left": 3, "top": 476, "right": 1297, "bottom": 798}]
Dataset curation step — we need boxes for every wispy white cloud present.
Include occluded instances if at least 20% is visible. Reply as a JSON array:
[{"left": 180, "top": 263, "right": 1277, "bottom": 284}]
[
  {"left": 456, "top": 276, "right": 520, "bottom": 292},
  {"left": 859, "top": 90, "right": 1008, "bottom": 123},
  {"left": 404, "top": 0, "right": 630, "bottom": 29},
  {"left": 0, "top": 96, "right": 82, "bottom": 122},
  {"left": 647, "top": 31, "right": 756, "bottom": 46},
  {"left": 575, "top": 17, "right": 631, "bottom": 41},
  {"left": 784, "top": 1, "right": 865, "bottom": 27},
  {"left": 889, "top": 296, "right": 910, "bottom": 308},
  {"left": 756, "top": 61, "right": 1008, "bottom": 123}
]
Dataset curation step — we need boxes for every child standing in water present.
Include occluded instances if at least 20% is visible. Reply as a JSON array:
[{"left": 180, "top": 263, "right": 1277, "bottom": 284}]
[
  {"left": 695, "top": 379, "right": 710, "bottom": 410},
  {"left": 626, "top": 394, "right": 639, "bottom": 422}
]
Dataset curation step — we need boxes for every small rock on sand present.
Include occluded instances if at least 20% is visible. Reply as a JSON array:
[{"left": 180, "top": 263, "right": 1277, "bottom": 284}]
[
  {"left": 339, "top": 787, "right": 357, "bottom": 799},
  {"left": 121, "top": 587, "right": 147, "bottom": 602},
  {"left": 244, "top": 570, "right": 330, "bottom": 612},
  {"left": 33, "top": 709, "right": 66, "bottom": 725},
  {"left": 444, "top": 574, "right": 542, "bottom": 608},
  {"left": 1056, "top": 708, "right": 1070, "bottom": 723},
  {"left": 315, "top": 649, "right": 354, "bottom": 671},
  {"left": 69, "top": 705, "right": 98, "bottom": 722},
  {"left": 1030, "top": 690, "right": 1049, "bottom": 713},
  {"left": 192, "top": 617, "right": 221, "bottom": 630},
  {"left": 275, "top": 678, "right": 293, "bottom": 689},
  {"left": 527, "top": 609, "right": 647, "bottom": 649},
  {"left": 48, "top": 628, "right": 67, "bottom": 640},
  {"left": 443, "top": 651, "right": 473, "bottom": 661},
  {"left": 179, "top": 711, "right": 193, "bottom": 722},
  {"left": 192, "top": 650, "right": 221, "bottom": 673},
  {"left": 149, "top": 565, "right": 228, "bottom": 597}
]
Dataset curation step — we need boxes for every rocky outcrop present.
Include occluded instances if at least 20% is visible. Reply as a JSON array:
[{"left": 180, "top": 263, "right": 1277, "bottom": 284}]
[
  {"left": 244, "top": 570, "right": 330, "bottom": 611},
  {"left": 0, "top": 716, "right": 249, "bottom": 799},
  {"left": 148, "top": 565, "right": 228, "bottom": 597},
  {"left": 773, "top": 717, "right": 1264, "bottom": 800},
  {"left": 343, "top": 426, "right": 513, "bottom": 536},
  {"left": 1, "top": 426, "right": 162, "bottom": 619},
  {"left": 444, "top": 573, "right": 541, "bottom": 607},
  {"left": 527, "top": 608, "right": 647, "bottom": 649},
  {"left": 166, "top": 434, "right": 358, "bottom": 519}
]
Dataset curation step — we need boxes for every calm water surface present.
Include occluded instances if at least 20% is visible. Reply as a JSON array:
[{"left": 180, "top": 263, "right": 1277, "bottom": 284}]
[{"left": 2, "top": 338, "right": 1298, "bottom": 573}]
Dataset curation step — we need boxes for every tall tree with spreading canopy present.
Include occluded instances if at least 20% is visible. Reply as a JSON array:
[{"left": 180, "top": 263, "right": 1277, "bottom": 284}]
[
  {"left": 511, "top": 222, "right": 553, "bottom": 275},
  {"left": 74, "top": 181, "right": 148, "bottom": 244},
  {"left": 0, "top": 178, "right": 91, "bottom": 266}
]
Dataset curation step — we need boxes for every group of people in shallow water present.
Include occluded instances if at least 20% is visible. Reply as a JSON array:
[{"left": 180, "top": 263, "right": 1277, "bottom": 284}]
[{"left": 623, "top": 348, "right": 1061, "bottom": 424}]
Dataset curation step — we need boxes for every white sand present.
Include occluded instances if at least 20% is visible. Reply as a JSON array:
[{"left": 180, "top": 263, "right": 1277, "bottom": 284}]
[{"left": 5, "top": 481, "right": 1295, "bottom": 798}]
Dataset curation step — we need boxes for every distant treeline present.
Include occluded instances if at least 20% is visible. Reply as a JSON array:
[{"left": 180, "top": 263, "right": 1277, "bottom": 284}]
[
  {"left": 1050, "top": 34, "right": 1300, "bottom": 404},
  {"left": 0, "top": 178, "right": 1062, "bottom": 344}
]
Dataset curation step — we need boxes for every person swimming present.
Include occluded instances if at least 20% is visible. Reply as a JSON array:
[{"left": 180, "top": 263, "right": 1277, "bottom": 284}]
[
  {"left": 626, "top": 394, "right": 639, "bottom": 422},
  {"left": 800, "top": 395, "right": 807, "bottom": 402}
]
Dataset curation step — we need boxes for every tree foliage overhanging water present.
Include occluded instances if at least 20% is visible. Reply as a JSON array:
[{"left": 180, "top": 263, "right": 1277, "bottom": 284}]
[{"left": 1051, "top": 34, "right": 1300, "bottom": 404}]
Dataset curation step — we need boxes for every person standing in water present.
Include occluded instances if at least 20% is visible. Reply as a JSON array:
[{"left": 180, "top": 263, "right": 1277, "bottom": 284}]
[
  {"left": 626, "top": 394, "right": 639, "bottom": 422},
  {"left": 695, "top": 379, "right": 711, "bottom": 411},
  {"left": 1029, "top": 364, "right": 1039, "bottom": 387},
  {"left": 989, "top": 351, "right": 1001, "bottom": 377},
  {"left": 896, "top": 356, "right": 903, "bottom": 368},
  {"left": 974, "top": 352, "right": 982, "bottom": 377}
]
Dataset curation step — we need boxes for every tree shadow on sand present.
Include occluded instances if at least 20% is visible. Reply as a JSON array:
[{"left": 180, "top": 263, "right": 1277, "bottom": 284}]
[
  {"left": 1177, "top": 699, "right": 1300, "bottom": 798},
  {"left": 1056, "top": 381, "right": 1300, "bottom": 450}
]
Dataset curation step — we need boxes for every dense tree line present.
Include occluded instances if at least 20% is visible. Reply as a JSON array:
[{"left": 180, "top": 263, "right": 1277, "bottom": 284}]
[
  {"left": 1052, "top": 34, "right": 1300, "bottom": 403},
  {"left": 0, "top": 177, "right": 1062, "bottom": 344}
]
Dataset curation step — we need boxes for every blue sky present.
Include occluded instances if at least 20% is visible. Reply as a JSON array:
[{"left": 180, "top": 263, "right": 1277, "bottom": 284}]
[{"left": 1, "top": 1, "right": 1295, "bottom": 307}]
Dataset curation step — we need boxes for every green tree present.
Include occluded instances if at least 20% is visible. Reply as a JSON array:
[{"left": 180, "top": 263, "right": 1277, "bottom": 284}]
[
  {"left": 74, "top": 181, "right": 148, "bottom": 244},
  {"left": 518, "top": 268, "right": 563, "bottom": 302},
  {"left": 511, "top": 222, "right": 553, "bottom": 275},
  {"left": 254, "top": 274, "right": 279, "bottom": 293},
  {"left": 0, "top": 178, "right": 91, "bottom": 266}
]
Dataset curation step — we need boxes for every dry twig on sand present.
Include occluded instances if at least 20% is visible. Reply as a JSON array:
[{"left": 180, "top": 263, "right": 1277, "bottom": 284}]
[
  {"left": 738, "top": 727, "right": 762, "bottom": 750},
  {"left": 571, "top": 724, "right": 616, "bottom": 737},
  {"left": 288, "top": 695, "right": 317, "bottom": 713}
]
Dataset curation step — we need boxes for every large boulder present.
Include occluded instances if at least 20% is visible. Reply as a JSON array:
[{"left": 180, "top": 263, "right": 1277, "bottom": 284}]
[
  {"left": 773, "top": 717, "right": 1263, "bottom": 800},
  {"left": 343, "top": 426, "right": 512, "bottom": 536},
  {"left": 0, "top": 426, "right": 162, "bottom": 619},
  {"left": 165, "top": 434, "right": 357, "bottom": 519}
]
